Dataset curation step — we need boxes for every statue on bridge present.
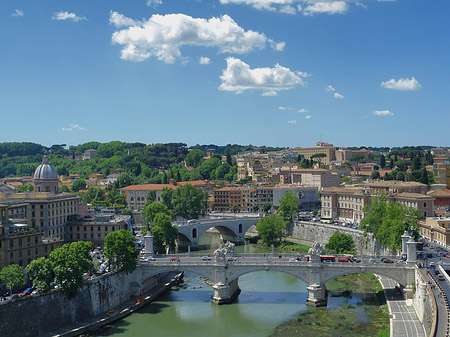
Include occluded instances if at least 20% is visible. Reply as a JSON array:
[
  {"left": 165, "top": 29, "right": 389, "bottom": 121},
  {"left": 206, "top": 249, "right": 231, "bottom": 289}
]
[
  {"left": 214, "top": 241, "right": 235, "bottom": 262},
  {"left": 308, "top": 241, "right": 324, "bottom": 256}
]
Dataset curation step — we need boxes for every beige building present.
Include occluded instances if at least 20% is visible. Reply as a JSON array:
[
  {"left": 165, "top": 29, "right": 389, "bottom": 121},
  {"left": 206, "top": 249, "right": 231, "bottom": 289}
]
[
  {"left": 213, "top": 187, "right": 242, "bottom": 212},
  {"left": 286, "top": 142, "right": 336, "bottom": 164},
  {"left": 419, "top": 217, "right": 450, "bottom": 248},
  {"left": 392, "top": 193, "right": 434, "bottom": 218},
  {"left": 68, "top": 214, "right": 130, "bottom": 246},
  {"left": 278, "top": 169, "right": 340, "bottom": 190},
  {"left": 361, "top": 181, "right": 428, "bottom": 195}
]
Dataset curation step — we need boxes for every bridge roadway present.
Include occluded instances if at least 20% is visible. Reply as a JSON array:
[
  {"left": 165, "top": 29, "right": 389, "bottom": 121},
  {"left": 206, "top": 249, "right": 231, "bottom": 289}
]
[{"left": 137, "top": 254, "right": 416, "bottom": 306}]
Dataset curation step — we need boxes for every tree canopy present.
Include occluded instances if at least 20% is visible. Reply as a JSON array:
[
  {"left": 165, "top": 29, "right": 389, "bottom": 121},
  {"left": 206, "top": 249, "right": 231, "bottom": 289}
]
[
  {"left": 256, "top": 214, "right": 288, "bottom": 246},
  {"left": 26, "top": 257, "right": 53, "bottom": 293},
  {"left": 278, "top": 192, "right": 299, "bottom": 221},
  {"left": 361, "top": 193, "right": 423, "bottom": 252},
  {"left": 325, "top": 232, "right": 356, "bottom": 254},
  {"left": 104, "top": 229, "right": 139, "bottom": 274},
  {"left": 173, "top": 184, "right": 209, "bottom": 219},
  {"left": 0, "top": 264, "right": 25, "bottom": 295}
]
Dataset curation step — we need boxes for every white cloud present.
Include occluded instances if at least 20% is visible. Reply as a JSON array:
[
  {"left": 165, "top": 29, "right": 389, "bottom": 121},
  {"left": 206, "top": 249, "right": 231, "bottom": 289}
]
[
  {"left": 303, "top": 1, "right": 349, "bottom": 15},
  {"left": 326, "top": 85, "right": 335, "bottom": 92},
  {"left": 278, "top": 106, "right": 287, "bottom": 110},
  {"left": 199, "top": 56, "right": 211, "bottom": 65},
  {"left": 261, "top": 91, "right": 279, "bottom": 96},
  {"left": 305, "top": 115, "right": 311, "bottom": 119},
  {"left": 11, "top": 9, "right": 24, "bottom": 17},
  {"left": 355, "top": 2, "right": 368, "bottom": 8},
  {"left": 280, "top": 5, "right": 297, "bottom": 14},
  {"left": 381, "top": 77, "right": 421, "bottom": 91},
  {"left": 110, "top": 12, "right": 283, "bottom": 63},
  {"left": 220, "top": 0, "right": 296, "bottom": 12},
  {"left": 334, "top": 92, "right": 344, "bottom": 99},
  {"left": 219, "top": 57, "right": 306, "bottom": 95},
  {"left": 373, "top": 110, "right": 394, "bottom": 116},
  {"left": 52, "top": 11, "right": 87, "bottom": 22},
  {"left": 298, "top": 108, "right": 308, "bottom": 113},
  {"left": 287, "top": 120, "right": 297, "bottom": 124},
  {"left": 61, "top": 123, "right": 88, "bottom": 131},
  {"left": 147, "top": 0, "right": 163, "bottom": 6}
]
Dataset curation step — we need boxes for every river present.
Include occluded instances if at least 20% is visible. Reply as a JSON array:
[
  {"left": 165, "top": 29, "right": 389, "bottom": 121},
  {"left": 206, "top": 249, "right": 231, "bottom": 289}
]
[{"left": 94, "top": 232, "right": 388, "bottom": 337}]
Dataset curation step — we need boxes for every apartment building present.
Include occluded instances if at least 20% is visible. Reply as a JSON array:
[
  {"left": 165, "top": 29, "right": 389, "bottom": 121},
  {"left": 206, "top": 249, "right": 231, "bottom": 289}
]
[
  {"left": 68, "top": 214, "right": 130, "bottom": 246},
  {"left": 285, "top": 142, "right": 336, "bottom": 164},
  {"left": 361, "top": 181, "right": 428, "bottom": 195},
  {"left": 419, "top": 217, "right": 450, "bottom": 247},
  {"left": 277, "top": 169, "right": 340, "bottom": 190},
  {"left": 213, "top": 187, "right": 242, "bottom": 212},
  {"left": 272, "top": 185, "right": 319, "bottom": 210},
  {"left": 434, "top": 162, "right": 450, "bottom": 188},
  {"left": 392, "top": 193, "right": 434, "bottom": 217},
  {"left": 121, "top": 179, "right": 212, "bottom": 211}
]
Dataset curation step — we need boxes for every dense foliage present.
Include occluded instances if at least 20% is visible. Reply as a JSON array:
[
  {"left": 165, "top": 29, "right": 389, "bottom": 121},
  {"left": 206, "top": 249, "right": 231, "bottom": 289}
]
[
  {"left": 278, "top": 192, "right": 299, "bottom": 221},
  {"left": 0, "top": 264, "right": 25, "bottom": 295},
  {"left": 104, "top": 230, "right": 139, "bottom": 274},
  {"left": 256, "top": 214, "right": 288, "bottom": 246},
  {"left": 26, "top": 257, "right": 54, "bottom": 292},
  {"left": 325, "top": 232, "right": 356, "bottom": 254},
  {"left": 361, "top": 194, "right": 423, "bottom": 252}
]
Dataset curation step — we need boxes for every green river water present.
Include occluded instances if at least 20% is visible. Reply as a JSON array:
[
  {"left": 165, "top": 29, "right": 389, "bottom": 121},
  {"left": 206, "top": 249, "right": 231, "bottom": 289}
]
[{"left": 94, "top": 233, "right": 388, "bottom": 337}]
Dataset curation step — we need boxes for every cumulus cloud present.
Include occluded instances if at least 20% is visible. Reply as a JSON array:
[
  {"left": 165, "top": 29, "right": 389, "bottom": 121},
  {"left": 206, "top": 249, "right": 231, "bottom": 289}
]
[
  {"left": 287, "top": 120, "right": 297, "bottom": 124},
  {"left": 61, "top": 123, "right": 87, "bottom": 131},
  {"left": 303, "top": 1, "right": 348, "bottom": 15},
  {"left": 326, "top": 85, "right": 335, "bottom": 92},
  {"left": 199, "top": 56, "right": 211, "bottom": 65},
  {"left": 52, "top": 11, "right": 87, "bottom": 22},
  {"left": 278, "top": 106, "right": 287, "bottom": 110},
  {"left": 334, "top": 92, "right": 344, "bottom": 99},
  {"left": 298, "top": 108, "right": 308, "bottom": 113},
  {"left": 381, "top": 77, "right": 421, "bottom": 91},
  {"left": 220, "top": 0, "right": 296, "bottom": 12},
  {"left": 373, "top": 110, "right": 394, "bottom": 116},
  {"left": 110, "top": 12, "right": 283, "bottom": 63},
  {"left": 280, "top": 5, "right": 297, "bottom": 14},
  {"left": 261, "top": 91, "right": 279, "bottom": 96},
  {"left": 219, "top": 57, "right": 306, "bottom": 95},
  {"left": 305, "top": 115, "right": 311, "bottom": 119},
  {"left": 11, "top": 9, "right": 24, "bottom": 17}
]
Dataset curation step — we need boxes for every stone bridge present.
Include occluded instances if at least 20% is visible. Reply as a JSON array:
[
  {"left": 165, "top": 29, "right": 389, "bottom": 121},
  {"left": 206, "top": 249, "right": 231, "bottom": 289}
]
[
  {"left": 175, "top": 217, "right": 261, "bottom": 249},
  {"left": 133, "top": 256, "right": 417, "bottom": 306}
]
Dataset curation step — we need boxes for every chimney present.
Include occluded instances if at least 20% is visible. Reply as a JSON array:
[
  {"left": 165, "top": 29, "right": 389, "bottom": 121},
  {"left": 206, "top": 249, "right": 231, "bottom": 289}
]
[{"left": 169, "top": 178, "right": 176, "bottom": 186}]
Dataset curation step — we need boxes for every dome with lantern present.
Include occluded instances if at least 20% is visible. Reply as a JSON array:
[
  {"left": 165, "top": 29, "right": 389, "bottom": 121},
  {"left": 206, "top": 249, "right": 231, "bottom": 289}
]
[{"left": 33, "top": 156, "right": 59, "bottom": 193}]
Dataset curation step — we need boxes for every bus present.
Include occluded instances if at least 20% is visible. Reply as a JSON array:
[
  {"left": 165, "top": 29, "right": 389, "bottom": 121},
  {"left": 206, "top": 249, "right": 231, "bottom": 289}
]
[
  {"left": 306, "top": 255, "right": 336, "bottom": 262},
  {"left": 320, "top": 218, "right": 333, "bottom": 224}
]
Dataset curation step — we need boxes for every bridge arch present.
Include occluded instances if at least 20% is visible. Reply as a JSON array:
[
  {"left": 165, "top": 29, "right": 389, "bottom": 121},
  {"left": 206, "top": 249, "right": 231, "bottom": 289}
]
[
  {"left": 225, "top": 266, "right": 310, "bottom": 285},
  {"left": 321, "top": 268, "right": 407, "bottom": 287},
  {"left": 140, "top": 265, "right": 215, "bottom": 284}
]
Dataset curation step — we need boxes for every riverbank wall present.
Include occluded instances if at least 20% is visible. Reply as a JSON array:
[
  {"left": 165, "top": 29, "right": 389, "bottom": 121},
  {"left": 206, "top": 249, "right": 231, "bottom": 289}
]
[
  {"left": 291, "top": 221, "right": 393, "bottom": 256},
  {"left": 414, "top": 268, "right": 437, "bottom": 336},
  {"left": 0, "top": 266, "right": 166, "bottom": 337}
]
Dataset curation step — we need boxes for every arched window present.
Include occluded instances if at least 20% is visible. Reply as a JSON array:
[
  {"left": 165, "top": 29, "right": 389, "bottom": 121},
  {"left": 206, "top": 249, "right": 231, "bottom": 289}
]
[
  {"left": 192, "top": 228, "right": 197, "bottom": 238},
  {"left": 239, "top": 224, "right": 242, "bottom": 233}
]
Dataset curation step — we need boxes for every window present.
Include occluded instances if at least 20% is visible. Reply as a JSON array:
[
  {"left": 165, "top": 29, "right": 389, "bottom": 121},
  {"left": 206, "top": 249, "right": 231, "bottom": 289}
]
[{"left": 423, "top": 202, "right": 427, "bottom": 207}]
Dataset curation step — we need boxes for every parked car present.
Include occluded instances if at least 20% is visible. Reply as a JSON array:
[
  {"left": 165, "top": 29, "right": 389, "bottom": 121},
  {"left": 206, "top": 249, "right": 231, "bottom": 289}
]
[
  {"left": 227, "top": 257, "right": 237, "bottom": 261},
  {"left": 383, "top": 259, "right": 394, "bottom": 264},
  {"left": 202, "top": 256, "right": 212, "bottom": 261},
  {"left": 397, "top": 260, "right": 406, "bottom": 264},
  {"left": 438, "top": 274, "right": 445, "bottom": 281},
  {"left": 368, "top": 258, "right": 377, "bottom": 264},
  {"left": 338, "top": 256, "right": 351, "bottom": 263}
]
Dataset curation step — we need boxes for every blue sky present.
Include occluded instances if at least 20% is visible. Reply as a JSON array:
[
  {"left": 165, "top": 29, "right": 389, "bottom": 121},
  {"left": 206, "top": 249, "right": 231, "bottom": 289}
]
[{"left": 1, "top": 0, "right": 449, "bottom": 148}]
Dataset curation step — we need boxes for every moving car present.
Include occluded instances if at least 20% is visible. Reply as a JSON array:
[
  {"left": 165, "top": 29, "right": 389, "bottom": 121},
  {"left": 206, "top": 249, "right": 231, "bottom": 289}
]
[
  {"left": 383, "top": 259, "right": 394, "bottom": 263},
  {"left": 202, "top": 256, "right": 212, "bottom": 261}
]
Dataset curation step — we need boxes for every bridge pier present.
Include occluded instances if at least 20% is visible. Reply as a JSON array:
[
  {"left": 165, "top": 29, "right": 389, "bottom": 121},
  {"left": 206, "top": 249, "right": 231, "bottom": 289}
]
[
  {"left": 211, "top": 278, "right": 241, "bottom": 304},
  {"left": 306, "top": 284, "right": 328, "bottom": 307}
]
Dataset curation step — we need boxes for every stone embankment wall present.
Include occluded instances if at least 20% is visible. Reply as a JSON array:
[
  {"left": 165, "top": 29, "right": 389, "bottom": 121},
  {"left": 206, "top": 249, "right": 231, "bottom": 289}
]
[
  {"left": 0, "top": 267, "right": 158, "bottom": 337},
  {"left": 413, "top": 268, "right": 435, "bottom": 335},
  {"left": 291, "top": 221, "right": 393, "bottom": 256}
]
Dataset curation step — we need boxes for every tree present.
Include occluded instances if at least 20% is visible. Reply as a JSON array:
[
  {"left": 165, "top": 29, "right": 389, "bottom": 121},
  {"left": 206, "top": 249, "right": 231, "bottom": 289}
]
[
  {"left": 412, "top": 157, "right": 422, "bottom": 171},
  {"left": 232, "top": 204, "right": 240, "bottom": 213},
  {"left": 83, "top": 187, "right": 105, "bottom": 204},
  {"left": 107, "top": 186, "right": 126, "bottom": 206},
  {"left": 420, "top": 169, "right": 429, "bottom": 185},
  {"left": 173, "top": 184, "right": 209, "bottom": 219},
  {"left": 252, "top": 205, "right": 259, "bottom": 212},
  {"left": 146, "top": 190, "right": 157, "bottom": 204},
  {"left": 118, "top": 172, "right": 134, "bottom": 188},
  {"left": 104, "top": 230, "right": 139, "bottom": 274},
  {"left": 142, "top": 202, "right": 172, "bottom": 224},
  {"left": 389, "top": 158, "right": 394, "bottom": 169},
  {"left": 16, "top": 183, "right": 33, "bottom": 193},
  {"left": 151, "top": 213, "right": 178, "bottom": 253},
  {"left": 371, "top": 170, "right": 380, "bottom": 180},
  {"left": 50, "top": 241, "right": 93, "bottom": 297},
  {"left": 26, "top": 257, "right": 53, "bottom": 293},
  {"left": 185, "top": 150, "right": 204, "bottom": 168},
  {"left": 361, "top": 194, "right": 423, "bottom": 251},
  {"left": 161, "top": 187, "right": 174, "bottom": 210},
  {"left": 261, "top": 202, "right": 272, "bottom": 213},
  {"left": 60, "top": 185, "right": 70, "bottom": 193},
  {"left": 256, "top": 214, "right": 288, "bottom": 246},
  {"left": 0, "top": 264, "right": 25, "bottom": 296},
  {"left": 278, "top": 192, "right": 299, "bottom": 221},
  {"left": 380, "top": 155, "right": 386, "bottom": 168},
  {"left": 71, "top": 179, "right": 86, "bottom": 192},
  {"left": 325, "top": 232, "right": 356, "bottom": 254}
]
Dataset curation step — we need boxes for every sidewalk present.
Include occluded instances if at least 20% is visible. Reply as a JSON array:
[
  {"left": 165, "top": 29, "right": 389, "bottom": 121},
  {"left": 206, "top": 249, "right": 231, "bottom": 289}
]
[
  {"left": 39, "top": 272, "right": 182, "bottom": 337},
  {"left": 377, "top": 275, "right": 425, "bottom": 337}
]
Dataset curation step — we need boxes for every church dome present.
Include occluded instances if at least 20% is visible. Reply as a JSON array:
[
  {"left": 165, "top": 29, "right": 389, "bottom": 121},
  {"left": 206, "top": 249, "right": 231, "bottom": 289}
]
[{"left": 34, "top": 156, "right": 57, "bottom": 180}]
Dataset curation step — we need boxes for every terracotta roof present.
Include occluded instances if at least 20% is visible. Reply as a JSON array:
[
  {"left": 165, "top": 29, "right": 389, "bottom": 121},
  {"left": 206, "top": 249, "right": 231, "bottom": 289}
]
[
  {"left": 394, "top": 192, "right": 434, "bottom": 200},
  {"left": 427, "top": 189, "right": 450, "bottom": 198},
  {"left": 120, "top": 180, "right": 210, "bottom": 191},
  {"left": 364, "top": 181, "right": 426, "bottom": 188}
]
